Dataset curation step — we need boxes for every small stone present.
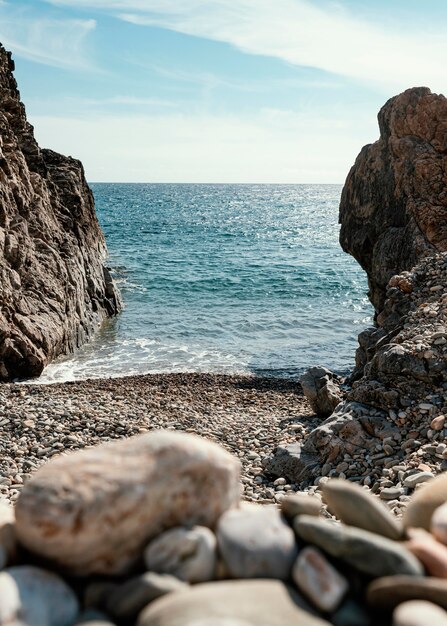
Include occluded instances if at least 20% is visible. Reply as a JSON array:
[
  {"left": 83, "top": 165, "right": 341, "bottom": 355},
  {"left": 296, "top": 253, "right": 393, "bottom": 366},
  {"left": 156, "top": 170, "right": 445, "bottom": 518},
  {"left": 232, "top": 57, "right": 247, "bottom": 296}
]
[
  {"left": 0, "top": 565, "right": 79, "bottom": 626},
  {"left": 273, "top": 478, "right": 286, "bottom": 486},
  {"left": 281, "top": 494, "right": 321, "bottom": 520},
  {"left": 321, "top": 479, "right": 402, "bottom": 540},
  {"left": 419, "top": 403, "right": 435, "bottom": 411},
  {"left": 106, "top": 572, "right": 187, "bottom": 623},
  {"left": 406, "top": 529, "right": 447, "bottom": 578},
  {"left": 404, "top": 474, "right": 447, "bottom": 531},
  {"left": 431, "top": 416, "right": 446, "bottom": 431},
  {"left": 292, "top": 546, "right": 348, "bottom": 613},
  {"left": 294, "top": 516, "right": 423, "bottom": 577},
  {"left": 137, "top": 579, "right": 331, "bottom": 626},
  {"left": 367, "top": 576, "right": 447, "bottom": 611},
  {"left": 393, "top": 600, "right": 447, "bottom": 626},
  {"left": 217, "top": 504, "right": 298, "bottom": 579},
  {"left": 404, "top": 472, "right": 434, "bottom": 489},
  {"left": 431, "top": 502, "right": 447, "bottom": 545},
  {"left": 380, "top": 487, "right": 403, "bottom": 500},
  {"left": 15, "top": 431, "right": 240, "bottom": 575},
  {"left": 144, "top": 526, "right": 216, "bottom": 583}
]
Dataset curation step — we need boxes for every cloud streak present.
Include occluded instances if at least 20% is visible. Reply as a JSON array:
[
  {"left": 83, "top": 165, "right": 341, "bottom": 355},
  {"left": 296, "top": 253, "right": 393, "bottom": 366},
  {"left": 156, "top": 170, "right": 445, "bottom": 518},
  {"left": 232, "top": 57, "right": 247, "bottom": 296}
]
[
  {"left": 45, "top": 0, "right": 447, "bottom": 92},
  {"left": 0, "top": 3, "right": 96, "bottom": 70}
]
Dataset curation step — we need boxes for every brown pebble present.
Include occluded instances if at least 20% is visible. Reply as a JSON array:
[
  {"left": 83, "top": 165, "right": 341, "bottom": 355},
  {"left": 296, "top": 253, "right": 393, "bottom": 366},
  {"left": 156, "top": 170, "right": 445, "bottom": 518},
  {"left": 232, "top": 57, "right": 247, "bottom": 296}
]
[
  {"left": 406, "top": 529, "right": 447, "bottom": 578},
  {"left": 431, "top": 416, "right": 446, "bottom": 431}
]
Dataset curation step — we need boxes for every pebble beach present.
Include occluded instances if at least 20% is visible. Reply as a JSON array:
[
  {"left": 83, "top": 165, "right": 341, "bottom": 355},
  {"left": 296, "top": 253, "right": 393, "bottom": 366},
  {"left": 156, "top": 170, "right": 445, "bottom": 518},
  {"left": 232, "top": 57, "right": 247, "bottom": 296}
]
[{"left": 0, "top": 373, "right": 319, "bottom": 506}]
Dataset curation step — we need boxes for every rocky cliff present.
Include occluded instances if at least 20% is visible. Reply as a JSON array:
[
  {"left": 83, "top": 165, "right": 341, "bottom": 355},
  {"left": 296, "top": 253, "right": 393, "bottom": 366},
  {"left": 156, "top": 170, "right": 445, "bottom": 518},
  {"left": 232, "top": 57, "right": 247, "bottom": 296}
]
[
  {"left": 0, "top": 44, "right": 120, "bottom": 380},
  {"left": 339, "top": 87, "right": 447, "bottom": 314},
  {"left": 267, "top": 88, "right": 447, "bottom": 497}
]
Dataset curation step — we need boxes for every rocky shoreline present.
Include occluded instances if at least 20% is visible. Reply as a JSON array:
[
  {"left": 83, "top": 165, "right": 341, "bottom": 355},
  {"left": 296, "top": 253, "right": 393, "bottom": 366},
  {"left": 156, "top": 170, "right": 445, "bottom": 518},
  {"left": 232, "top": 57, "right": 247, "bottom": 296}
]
[
  {"left": 1, "top": 40, "right": 447, "bottom": 626},
  {"left": 0, "top": 373, "right": 319, "bottom": 506}
]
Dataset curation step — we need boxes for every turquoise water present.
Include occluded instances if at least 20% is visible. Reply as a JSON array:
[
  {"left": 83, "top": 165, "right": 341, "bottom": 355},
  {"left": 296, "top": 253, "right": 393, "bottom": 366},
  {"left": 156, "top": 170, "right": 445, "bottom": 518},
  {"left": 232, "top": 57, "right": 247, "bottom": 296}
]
[{"left": 39, "top": 184, "right": 371, "bottom": 382}]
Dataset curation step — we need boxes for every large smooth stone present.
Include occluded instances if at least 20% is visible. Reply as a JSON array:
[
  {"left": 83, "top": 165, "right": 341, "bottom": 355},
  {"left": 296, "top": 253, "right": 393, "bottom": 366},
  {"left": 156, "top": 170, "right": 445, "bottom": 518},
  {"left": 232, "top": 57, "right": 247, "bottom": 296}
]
[
  {"left": 0, "top": 500, "right": 16, "bottom": 569},
  {"left": 321, "top": 479, "right": 403, "bottom": 540},
  {"left": 281, "top": 494, "right": 321, "bottom": 520},
  {"left": 217, "top": 504, "right": 298, "bottom": 579},
  {"left": 292, "top": 546, "right": 348, "bottom": 613},
  {"left": 144, "top": 526, "right": 216, "bottom": 583},
  {"left": 106, "top": 572, "right": 187, "bottom": 623},
  {"left": 137, "top": 579, "right": 330, "bottom": 626},
  {"left": 15, "top": 431, "right": 240, "bottom": 575},
  {"left": 404, "top": 473, "right": 447, "bottom": 531},
  {"left": 294, "top": 515, "right": 423, "bottom": 577},
  {"left": 0, "top": 565, "right": 79, "bottom": 626},
  {"left": 301, "top": 367, "right": 341, "bottom": 417},
  {"left": 406, "top": 529, "right": 447, "bottom": 577},
  {"left": 393, "top": 600, "right": 447, "bottom": 626},
  {"left": 431, "top": 502, "right": 447, "bottom": 545},
  {"left": 367, "top": 576, "right": 447, "bottom": 610}
]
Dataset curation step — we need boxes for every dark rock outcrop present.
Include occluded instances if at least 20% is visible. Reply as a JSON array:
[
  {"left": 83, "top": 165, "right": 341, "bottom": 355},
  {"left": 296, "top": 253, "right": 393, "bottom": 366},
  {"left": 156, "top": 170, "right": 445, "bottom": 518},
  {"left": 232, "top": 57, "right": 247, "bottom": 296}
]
[
  {"left": 0, "top": 44, "right": 120, "bottom": 380},
  {"left": 269, "top": 88, "right": 447, "bottom": 486},
  {"left": 339, "top": 87, "right": 447, "bottom": 314}
]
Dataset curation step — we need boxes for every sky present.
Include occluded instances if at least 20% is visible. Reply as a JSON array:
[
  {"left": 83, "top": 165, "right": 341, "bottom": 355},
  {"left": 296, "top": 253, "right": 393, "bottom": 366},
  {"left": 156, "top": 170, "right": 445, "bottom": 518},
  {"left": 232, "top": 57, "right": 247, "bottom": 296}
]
[{"left": 1, "top": 1, "right": 447, "bottom": 183}]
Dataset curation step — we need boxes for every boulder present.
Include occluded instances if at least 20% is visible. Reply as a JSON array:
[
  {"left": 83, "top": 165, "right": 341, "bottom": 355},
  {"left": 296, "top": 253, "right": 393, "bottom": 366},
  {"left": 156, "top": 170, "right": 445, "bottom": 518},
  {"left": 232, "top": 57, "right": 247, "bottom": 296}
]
[
  {"left": 301, "top": 367, "right": 342, "bottom": 417},
  {"left": 15, "top": 431, "right": 240, "bottom": 575}
]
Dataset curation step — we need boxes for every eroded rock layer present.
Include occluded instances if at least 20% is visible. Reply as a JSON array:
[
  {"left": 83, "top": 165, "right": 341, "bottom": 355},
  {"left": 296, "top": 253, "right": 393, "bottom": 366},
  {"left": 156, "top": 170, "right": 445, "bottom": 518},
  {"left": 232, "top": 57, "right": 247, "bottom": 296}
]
[
  {"left": 339, "top": 87, "right": 447, "bottom": 313},
  {"left": 268, "top": 88, "right": 447, "bottom": 494},
  {"left": 0, "top": 44, "right": 120, "bottom": 380}
]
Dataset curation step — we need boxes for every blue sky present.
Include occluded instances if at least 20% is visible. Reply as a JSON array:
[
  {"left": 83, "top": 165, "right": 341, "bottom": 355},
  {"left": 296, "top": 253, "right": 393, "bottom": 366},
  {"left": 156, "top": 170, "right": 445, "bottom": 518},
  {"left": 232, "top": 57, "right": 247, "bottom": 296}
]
[{"left": 1, "top": 0, "right": 447, "bottom": 182}]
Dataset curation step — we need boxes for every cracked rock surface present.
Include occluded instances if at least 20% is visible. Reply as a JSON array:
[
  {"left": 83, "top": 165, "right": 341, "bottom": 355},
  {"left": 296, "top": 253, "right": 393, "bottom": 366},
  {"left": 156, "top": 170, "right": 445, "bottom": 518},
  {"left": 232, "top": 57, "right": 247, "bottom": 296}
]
[{"left": 0, "top": 43, "right": 120, "bottom": 380}]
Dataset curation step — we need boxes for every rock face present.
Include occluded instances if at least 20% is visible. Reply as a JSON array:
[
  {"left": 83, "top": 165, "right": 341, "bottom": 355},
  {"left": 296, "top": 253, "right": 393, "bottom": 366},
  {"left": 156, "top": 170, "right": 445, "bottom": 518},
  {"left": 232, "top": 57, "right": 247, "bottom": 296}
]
[
  {"left": 339, "top": 87, "right": 447, "bottom": 314},
  {"left": 14, "top": 430, "right": 240, "bottom": 575},
  {"left": 266, "top": 90, "right": 447, "bottom": 486},
  {"left": 0, "top": 44, "right": 120, "bottom": 380}
]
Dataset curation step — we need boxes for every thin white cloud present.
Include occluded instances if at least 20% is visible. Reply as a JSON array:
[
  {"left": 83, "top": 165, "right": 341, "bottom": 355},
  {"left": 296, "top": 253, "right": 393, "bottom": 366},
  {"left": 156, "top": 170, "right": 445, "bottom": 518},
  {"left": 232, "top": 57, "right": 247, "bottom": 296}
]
[
  {"left": 0, "top": 3, "right": 96, "bottom": 70},
  {"left": 68, "top": 95, "right": 176, "bottom": 107},
  {"left": 45, "top": 0, "right": 447, "bottom": 92},
  {"left": 30, "top": 107, "right": 376, "bottom": 183}
]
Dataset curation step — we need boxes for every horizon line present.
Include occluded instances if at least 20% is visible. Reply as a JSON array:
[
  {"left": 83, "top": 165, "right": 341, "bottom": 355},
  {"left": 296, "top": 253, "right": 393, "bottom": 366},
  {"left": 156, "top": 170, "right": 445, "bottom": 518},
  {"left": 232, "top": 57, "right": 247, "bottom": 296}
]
[{"left": 88, "top": 181, "right": 345, "bottom": 185}]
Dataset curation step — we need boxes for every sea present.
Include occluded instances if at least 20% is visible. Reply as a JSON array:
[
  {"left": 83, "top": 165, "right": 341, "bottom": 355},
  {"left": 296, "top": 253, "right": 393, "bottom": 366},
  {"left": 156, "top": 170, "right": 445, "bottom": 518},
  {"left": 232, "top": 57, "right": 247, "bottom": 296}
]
[{"left": 38, "top": 184, "right": 372, "bottom": 383}]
